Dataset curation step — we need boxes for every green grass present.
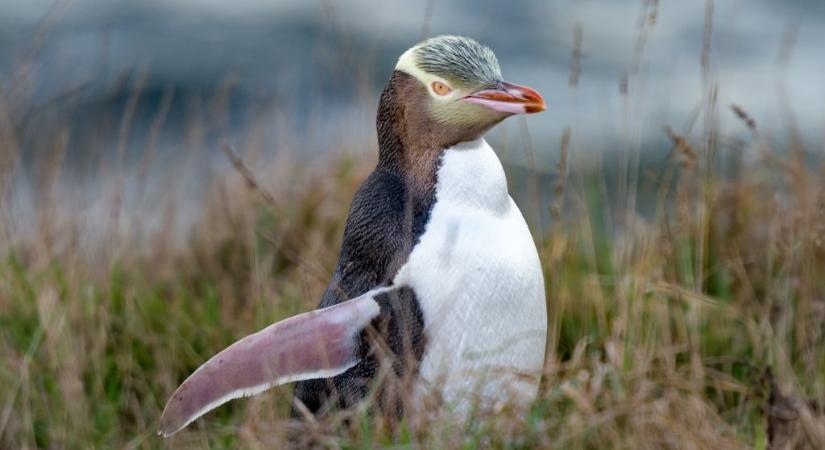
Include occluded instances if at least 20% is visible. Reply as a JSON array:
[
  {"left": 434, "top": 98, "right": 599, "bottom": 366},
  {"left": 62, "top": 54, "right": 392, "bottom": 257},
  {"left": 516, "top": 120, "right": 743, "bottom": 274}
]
[{"left": 1, "top": 131, "right": 824, "bottom": 448}]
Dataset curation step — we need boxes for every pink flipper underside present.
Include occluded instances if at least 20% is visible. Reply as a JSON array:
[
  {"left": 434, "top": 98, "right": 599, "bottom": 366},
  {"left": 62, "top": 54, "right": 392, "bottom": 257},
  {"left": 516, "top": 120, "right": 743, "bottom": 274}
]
[{"left": 158, "top": 292, "right": 383, "bottom": 436}]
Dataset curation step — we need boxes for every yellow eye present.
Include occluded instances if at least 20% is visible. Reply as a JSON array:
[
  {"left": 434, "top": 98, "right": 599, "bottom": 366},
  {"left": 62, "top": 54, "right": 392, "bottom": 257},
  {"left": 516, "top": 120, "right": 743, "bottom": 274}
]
[{"left": 431, "top": 81, "right": 452, "bottom": 96}]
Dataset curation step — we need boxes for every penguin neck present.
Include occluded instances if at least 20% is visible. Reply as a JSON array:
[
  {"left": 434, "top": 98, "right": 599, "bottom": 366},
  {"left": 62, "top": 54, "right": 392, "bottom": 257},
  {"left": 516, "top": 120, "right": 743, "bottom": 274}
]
[
  {"left": 376, "top": 71, "right": 492, "bottom": 201},
  {"left": 375, "top": 71, "right": 444, "bottom": 202}
]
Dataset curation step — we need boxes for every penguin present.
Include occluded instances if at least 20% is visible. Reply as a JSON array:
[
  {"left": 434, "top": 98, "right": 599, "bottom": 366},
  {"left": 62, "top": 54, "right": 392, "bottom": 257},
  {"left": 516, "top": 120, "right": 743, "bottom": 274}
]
[{"left": 159, "top": 35, "right": 548, "bottom": 437}]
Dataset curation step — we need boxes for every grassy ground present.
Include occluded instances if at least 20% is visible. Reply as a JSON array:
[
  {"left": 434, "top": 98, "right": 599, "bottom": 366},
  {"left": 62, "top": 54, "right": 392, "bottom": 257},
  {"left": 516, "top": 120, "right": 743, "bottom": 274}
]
[
  {"left": 2, "top": 5, "right": 825, "bottom": 446},
  {"left": 2, "top": 112, "right": 825, "bottom": 448}
]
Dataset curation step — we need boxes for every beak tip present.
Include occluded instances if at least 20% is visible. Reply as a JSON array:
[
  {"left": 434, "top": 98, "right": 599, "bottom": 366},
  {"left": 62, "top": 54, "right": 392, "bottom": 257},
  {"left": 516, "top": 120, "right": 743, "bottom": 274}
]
[
  {"left": 524, "top": 90, "right": 547, "bottom": 114},
  {"left": 526, "top": 101, "right": 547, "bottom": 114}
]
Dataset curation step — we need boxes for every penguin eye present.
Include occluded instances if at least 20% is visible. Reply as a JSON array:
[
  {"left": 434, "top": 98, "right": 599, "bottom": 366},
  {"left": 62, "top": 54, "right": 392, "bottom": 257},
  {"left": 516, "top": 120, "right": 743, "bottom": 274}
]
[{"left": 431, "top": 81, "right": 453, "bottom": 96}]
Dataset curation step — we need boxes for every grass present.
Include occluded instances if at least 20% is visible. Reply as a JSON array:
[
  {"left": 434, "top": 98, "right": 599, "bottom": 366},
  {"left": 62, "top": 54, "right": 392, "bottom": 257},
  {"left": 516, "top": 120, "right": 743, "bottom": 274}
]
[
  {"left": 2, "top": 119, "right": 824, "bottom": 448},
  {"left": 2, "top": 3, "right": 825, "bottom": 448}
]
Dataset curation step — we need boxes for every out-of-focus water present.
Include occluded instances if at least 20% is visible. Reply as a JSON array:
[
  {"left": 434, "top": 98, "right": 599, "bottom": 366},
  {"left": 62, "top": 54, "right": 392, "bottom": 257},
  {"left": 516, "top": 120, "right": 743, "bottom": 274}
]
[{"left": 1, "top": 0, "right": 824, "bottom": 240}]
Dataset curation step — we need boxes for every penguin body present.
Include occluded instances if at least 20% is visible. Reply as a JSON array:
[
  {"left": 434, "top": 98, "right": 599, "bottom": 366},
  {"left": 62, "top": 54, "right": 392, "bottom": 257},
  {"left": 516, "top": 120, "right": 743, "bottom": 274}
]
[
  {"left": 294, "top": 137, "right": 546, "bottom": 416},
  {"left": 159, "top": 36, "right": 548, "bottom": 436}
]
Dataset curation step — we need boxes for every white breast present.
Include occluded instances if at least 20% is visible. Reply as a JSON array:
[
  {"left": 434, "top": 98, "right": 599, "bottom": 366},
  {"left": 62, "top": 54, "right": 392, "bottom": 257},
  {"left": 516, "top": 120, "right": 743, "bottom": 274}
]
[{"left": 393, "top": 138, "right": 547, "bottom": 414}]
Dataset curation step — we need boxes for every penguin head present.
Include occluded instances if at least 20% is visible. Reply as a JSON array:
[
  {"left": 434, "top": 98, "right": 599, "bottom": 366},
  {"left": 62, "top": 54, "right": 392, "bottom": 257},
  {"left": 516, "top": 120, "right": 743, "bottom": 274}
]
[{"left": 393, "top": 35, "right": 546, "bottom": 143}]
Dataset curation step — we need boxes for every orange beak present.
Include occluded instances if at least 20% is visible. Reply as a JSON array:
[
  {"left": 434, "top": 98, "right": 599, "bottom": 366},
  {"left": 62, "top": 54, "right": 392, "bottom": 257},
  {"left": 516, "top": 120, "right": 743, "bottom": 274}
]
[{"left": 463, "top": 81, "right": 546, "bottom": 114}]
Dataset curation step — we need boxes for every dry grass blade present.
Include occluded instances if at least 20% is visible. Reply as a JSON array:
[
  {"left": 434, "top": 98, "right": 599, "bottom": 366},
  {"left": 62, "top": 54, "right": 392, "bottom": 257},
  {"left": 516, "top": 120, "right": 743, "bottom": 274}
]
[
  {"left": 731, "top": 104, "right": 757, "bottom": 132},
  {"left": 569, "top": 23, "right": 582, "bottom": 88},
  {"left": 221, "top": 142, "right": 279, "bottom": 208}
]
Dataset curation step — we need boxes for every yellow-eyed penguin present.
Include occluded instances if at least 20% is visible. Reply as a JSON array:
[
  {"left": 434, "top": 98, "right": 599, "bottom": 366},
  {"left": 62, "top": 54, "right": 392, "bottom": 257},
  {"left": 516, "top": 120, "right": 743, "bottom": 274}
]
[{"left": 159, "top": 35, "right": 548, "bottom": 436}]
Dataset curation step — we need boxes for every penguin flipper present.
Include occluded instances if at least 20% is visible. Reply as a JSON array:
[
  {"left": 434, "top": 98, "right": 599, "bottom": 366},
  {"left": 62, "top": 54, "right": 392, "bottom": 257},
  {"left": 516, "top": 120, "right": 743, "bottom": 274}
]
[{"left": 158, "top": 289, "right": 387, "bottom": 437}]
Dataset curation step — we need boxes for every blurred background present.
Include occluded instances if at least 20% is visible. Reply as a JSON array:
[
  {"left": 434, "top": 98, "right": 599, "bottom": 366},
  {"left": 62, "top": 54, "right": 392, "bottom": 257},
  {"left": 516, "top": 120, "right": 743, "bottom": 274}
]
[
  {"left": 2, "top": 1, "right": 825, "bottom": 448},
  {"left": 2, "top": 0, "right": 824, "bottom": 243}
]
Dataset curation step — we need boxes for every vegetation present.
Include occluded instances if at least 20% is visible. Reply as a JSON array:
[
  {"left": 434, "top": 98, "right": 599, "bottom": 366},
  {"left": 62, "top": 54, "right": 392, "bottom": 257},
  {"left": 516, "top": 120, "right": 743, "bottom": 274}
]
[
  {"left": 3, "top": 106, "right": 825, "bottom": 448},
  {"left": 2, "top": 4, "right": 824, "bottom": 449}
]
